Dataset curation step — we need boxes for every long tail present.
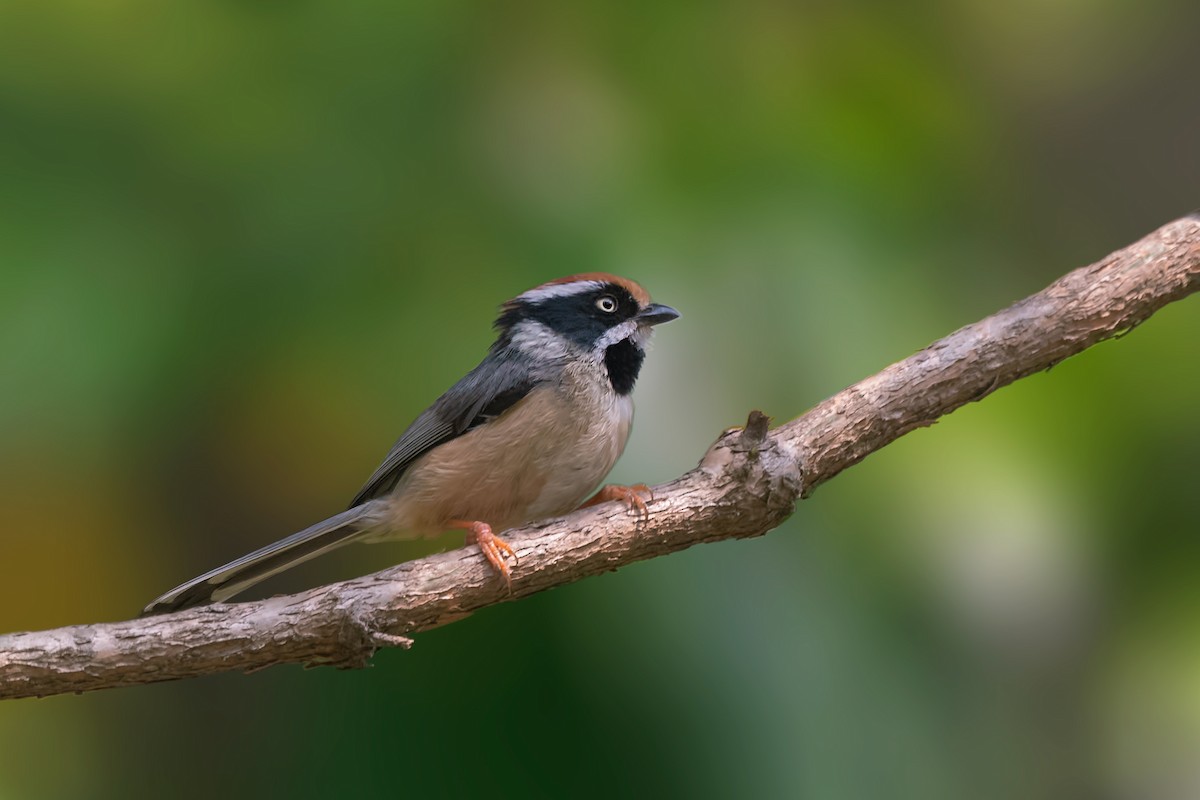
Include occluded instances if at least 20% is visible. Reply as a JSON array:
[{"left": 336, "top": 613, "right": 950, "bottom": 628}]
[{"left": 142, "top": 505, "right": 373, "bottom": 615}]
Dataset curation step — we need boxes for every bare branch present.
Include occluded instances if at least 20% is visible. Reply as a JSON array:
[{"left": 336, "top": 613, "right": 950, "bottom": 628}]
[{"left": 2, "top": 214, "right": 1197, "bottom": 701}]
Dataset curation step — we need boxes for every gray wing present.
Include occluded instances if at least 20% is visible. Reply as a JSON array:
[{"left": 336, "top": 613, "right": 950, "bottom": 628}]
[{"left": 349, "top": 349, "right": 538, "bottom": 508}]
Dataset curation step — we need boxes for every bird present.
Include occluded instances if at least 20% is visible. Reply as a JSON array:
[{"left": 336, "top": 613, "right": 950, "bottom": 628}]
[{"left": 143, "top": 273, "right": 679, "bottom": 614}]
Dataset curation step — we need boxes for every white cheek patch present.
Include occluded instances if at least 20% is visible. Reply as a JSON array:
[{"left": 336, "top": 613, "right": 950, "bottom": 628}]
[
  {"left": 508, "top": 320, "right": 573, "bottom": 360},
  {"left": 517, "top": 281, "right": 605, "bottom": 304},
  {"left": 595, "top": 319, "right": 648, "bottom": 352}
]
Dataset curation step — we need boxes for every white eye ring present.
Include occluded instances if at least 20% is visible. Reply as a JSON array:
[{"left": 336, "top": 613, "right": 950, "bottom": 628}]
[{"left": 596, "top": 295, "right": 618, "bottom": 313}]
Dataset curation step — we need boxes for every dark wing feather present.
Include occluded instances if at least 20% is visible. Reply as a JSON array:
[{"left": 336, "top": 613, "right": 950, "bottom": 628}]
[
  {"left": 348, "top": 409, "right": 454, "bottom": 508},
  {"left": 349, "top": 350, "right": 538, "bottom": 507}
]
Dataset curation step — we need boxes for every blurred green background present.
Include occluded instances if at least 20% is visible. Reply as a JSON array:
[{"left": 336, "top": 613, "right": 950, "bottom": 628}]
[{"left": 2, "top": 1, "right": 1199, "bottom": 798}]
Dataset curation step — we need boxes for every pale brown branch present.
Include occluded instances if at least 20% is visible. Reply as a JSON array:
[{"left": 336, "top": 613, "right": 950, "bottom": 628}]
[{"left": 2, "top": 214, "right": 1198, "bottom": 701}]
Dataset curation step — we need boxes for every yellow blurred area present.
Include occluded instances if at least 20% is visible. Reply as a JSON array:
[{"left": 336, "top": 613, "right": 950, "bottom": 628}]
[
  {"left": 0, "top": 466, "right": 157, "bottom": 630},
  {"left": 1, "top": 0, "right": 1198, "bottom": 798}
]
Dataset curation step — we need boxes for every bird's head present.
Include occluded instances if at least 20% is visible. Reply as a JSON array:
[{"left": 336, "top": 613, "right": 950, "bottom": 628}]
[{"left": 494, "top": 273, "right": 679, "bottom": 394}]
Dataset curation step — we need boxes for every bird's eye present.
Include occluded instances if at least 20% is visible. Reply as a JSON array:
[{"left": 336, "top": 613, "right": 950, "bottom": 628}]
[{"left": 596, "top": 295, "right": 618, "bottom": 313}]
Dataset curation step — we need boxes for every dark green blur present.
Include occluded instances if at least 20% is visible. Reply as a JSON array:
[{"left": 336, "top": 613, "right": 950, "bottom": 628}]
[{"left": 2, "top": 1, "right": 1199, "bottom": 798}]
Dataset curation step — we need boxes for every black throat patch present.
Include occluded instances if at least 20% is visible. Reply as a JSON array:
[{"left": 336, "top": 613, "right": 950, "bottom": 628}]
[{"left": 604, "top": 339, "right": 645, "bottom": 395}]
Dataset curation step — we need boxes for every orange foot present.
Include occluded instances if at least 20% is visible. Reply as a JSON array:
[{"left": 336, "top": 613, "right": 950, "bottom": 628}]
[
  {"left": 580, "top": 483, "right": 654, "bottom": 521},
  {"left": 448, "top": 520, "right": 516, "bottom": 588}
]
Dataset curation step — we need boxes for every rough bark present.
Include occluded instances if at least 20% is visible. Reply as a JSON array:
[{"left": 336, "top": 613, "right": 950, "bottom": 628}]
[{"left": 2, "top": 214, "right": 1197, "bottom": 701}]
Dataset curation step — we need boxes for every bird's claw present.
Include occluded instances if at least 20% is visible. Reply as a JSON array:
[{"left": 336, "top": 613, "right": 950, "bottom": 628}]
[
  {"left": 457, "top": 520, "right": 516, "bottom": 590},
  {"left": 587, "top": 483, "right": 655, "bottom": 522}
]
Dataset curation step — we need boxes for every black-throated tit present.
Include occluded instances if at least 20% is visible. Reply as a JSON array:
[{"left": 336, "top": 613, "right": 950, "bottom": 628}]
[{"left": 144, "top": 274, "right": 679, "bottom": 614}]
